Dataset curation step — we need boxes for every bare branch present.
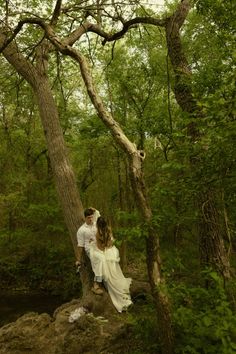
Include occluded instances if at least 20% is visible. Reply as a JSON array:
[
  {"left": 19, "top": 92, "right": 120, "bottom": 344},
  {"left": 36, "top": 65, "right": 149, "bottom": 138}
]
[
  {"left": 5, "top": 0, "right": 9, "bottom": 25},
  {"left": 101, "top": 16, "right": 167, "bottom": 45},
  {"left": 0, "top": 8, "right": 167, "bottom": 53},
  {"left": 63, "top": 21, "right": 106, "bottom": 46},
  {"left": 50, "top": 0, "right": 62, "bottom": 27},
  {"left": 0, "top": 22, "right": 24, "bottom": 53},
  {"left": 64, "top": 15, "right": 167, "bottom": 46}
]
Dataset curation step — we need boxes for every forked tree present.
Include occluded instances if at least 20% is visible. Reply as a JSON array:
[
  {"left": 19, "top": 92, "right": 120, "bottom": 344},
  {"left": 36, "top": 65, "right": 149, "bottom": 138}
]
[
  {"left": 0, "top": 1, "right": 232, "bottom": 353},
  {"left": 0, "top": 1, "right": 174, "bottom": 352}
]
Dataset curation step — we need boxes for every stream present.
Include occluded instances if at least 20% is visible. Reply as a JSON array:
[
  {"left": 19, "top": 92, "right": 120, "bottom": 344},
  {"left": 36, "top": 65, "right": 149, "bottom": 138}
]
[{"left": 0, "top": 291, "right": 66, "bottom": 327}]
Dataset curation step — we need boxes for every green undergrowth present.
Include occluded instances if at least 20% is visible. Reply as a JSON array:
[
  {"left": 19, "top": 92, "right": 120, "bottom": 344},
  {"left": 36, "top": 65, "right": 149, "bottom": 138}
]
[
  {"left": 123, "top": 271, "right": 236, "bottom": 354},
  {"left": 170, "top": 271, "right": 236, "bottom": 354},
  {"left": 0, "top": 229, "right": 81, "bottom": 300},
  {"left": 123, "top": 296, "right": 161, "bottom": 354},
  {"left": 1, "top": 228, "right": 236, "bottom": 353}
]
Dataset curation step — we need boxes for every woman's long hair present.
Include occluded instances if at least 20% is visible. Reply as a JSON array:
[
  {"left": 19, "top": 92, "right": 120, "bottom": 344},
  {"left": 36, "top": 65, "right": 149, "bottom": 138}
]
[{"left": 96, "top": 217, "right": 113, "bottom": 250}]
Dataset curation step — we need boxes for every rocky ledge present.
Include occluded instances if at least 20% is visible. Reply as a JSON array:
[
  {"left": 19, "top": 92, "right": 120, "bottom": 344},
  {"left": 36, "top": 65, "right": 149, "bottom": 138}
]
[{"left": 0, "top": 280, "right": 150, "bottom": 354}]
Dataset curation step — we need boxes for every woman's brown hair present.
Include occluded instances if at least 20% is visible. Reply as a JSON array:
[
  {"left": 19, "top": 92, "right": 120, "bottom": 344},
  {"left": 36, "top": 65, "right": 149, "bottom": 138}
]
[{"left": 96, "top": 217, "right": 113, "bottom": 250}]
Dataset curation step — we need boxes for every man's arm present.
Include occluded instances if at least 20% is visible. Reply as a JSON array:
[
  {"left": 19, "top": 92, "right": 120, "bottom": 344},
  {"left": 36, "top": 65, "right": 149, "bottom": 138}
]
[{"left": 76, "top": 225, "right": 85, "bottom": 266}]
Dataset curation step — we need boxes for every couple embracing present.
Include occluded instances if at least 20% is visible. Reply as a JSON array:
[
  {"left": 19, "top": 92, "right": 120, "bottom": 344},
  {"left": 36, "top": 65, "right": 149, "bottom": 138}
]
[{"left": 76, "top": 208, "right": 132, "bottom": 313}]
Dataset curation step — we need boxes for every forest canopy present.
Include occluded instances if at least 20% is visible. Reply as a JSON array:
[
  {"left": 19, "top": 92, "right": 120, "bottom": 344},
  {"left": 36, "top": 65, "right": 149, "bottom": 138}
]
[{"left": 0, "top": 1, "right": 235, "bottom": 353}]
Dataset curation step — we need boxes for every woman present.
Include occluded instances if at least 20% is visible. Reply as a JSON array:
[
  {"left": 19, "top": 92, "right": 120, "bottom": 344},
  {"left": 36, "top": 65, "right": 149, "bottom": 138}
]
[{"left": 89, "top": 216, "right": 132, "bottom": 313}]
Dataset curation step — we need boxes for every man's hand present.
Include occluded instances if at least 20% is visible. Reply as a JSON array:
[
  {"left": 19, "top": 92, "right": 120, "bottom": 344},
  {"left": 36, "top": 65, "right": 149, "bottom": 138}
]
[
  {"left": 75, "top": 260, "right": 81, "bottom": 273},
  {"left": 76, "top": 246, "right": 84, "bottom": 272}
]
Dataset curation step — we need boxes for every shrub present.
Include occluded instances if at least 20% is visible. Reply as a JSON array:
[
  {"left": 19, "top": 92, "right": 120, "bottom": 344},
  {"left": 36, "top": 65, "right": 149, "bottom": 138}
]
[{"left": 170, "top": 271, "right": 236, "bottom": 353}]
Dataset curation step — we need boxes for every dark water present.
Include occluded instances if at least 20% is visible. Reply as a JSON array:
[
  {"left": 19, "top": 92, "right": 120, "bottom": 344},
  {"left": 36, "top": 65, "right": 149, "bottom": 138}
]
[{"left": 0, "top": 291, "right": 65, "bottom": 327}]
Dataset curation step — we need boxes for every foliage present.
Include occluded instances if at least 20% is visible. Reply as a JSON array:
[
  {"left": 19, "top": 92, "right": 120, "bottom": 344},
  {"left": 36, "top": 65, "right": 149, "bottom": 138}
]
[
  {"left": 127, "top": 298, "right": 161, "bottom": 354},
  {"left": 0, "top": 1, "right": 236, "bottom": 352},
  {"left": 170, "top": 271, "right": 236, "bottom": 354},
  {"left": 0, "top": 230, "right": 81, "bottom": 299}
]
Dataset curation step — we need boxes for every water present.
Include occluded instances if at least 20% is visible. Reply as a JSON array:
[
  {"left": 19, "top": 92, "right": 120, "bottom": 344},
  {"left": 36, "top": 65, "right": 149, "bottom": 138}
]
[{"left": 0, "top": 291, "right": 65, "bottom": 327}]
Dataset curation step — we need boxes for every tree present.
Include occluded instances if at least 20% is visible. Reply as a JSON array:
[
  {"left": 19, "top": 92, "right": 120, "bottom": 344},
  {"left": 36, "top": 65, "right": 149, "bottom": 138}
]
[
  {"left": 0, "top": 2, "right": 84, "bottom": 254},
  {"left": 0, "top": 1, "right": 174, "bottom": 352},
  {"left": 80, "top": 0, "right": 232, "bottom": 279},
  {"left": 1, "top": 0, "right": 234, "bottom": 352},
  {"left": 164, "top": 0, "right": 231, "bottom": 279}
]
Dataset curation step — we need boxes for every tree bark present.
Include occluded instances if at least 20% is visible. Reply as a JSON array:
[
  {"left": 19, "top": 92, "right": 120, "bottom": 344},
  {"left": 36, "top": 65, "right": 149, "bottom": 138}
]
[
  {"left": 34, "top": 77, "right": 84, "bottom": 251},
  {"left": 0, "top": 33, "right": 84, "bottom": 254},
  {"left": 115, "top": 148, "right": 127, "bottom": 270},
  {"left": 199, "top": 190, "right": 231, "bottom": 279},
  {"left": 165, "top": 0, "right": 231, "bottom": 280}
]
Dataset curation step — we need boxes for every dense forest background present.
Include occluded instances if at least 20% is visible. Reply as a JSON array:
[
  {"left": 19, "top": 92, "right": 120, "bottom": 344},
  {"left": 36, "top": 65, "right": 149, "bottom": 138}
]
[{"left": 0, "top": 0, "right": 236, "bottom": 353}]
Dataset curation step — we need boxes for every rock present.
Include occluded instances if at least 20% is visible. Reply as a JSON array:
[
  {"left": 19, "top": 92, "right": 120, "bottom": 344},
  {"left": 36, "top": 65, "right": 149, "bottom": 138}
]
[
  {"left": 0, "top": 280, "right": 150, "bottom": 354},
  {"left": 0, "top": 297, "right": 130, "bottom": 354},
  {"left": 0, "top": 312, "right": 56, "bottom": 354}
]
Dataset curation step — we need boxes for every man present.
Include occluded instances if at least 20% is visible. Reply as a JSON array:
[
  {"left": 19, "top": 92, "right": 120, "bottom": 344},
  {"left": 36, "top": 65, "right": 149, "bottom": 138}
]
[{"left": 76, "top": 207, "right": 103, "bottom": 294}]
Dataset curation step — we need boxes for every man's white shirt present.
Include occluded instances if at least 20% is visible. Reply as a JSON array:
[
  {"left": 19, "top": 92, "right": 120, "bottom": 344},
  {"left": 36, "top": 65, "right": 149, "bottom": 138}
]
[
  {"left": 76, "top": 210, "right": 100, "bottom": 253},
  {"left": 76, "top": 223, "right": 97, "bottom": 253}
]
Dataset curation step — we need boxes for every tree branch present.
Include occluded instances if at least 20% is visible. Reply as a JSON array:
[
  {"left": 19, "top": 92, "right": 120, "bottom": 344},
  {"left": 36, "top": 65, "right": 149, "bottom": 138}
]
[
  {"left": 50, "top": 0, "right": 62, "bottom": 27},
  {"left": 0, "top": 32, "right": 39, "bottom": 87},
  {"left": 0, "top": 22, "right": 24, "bottom": 53},
  {"left": 36, "top": 22, "right": 136, "bottom": 154},
  {"left": 1, "top": 8, "right": 167, "bottom": 53},
  {"left": 169, "top": 0, "right": 191, "bottom": 31},
  {"left": 101, "top": 16, "right": 167, "bottom": 45},
  {"left": 63, "top": 21, "right": 109, "bottom": 46}
]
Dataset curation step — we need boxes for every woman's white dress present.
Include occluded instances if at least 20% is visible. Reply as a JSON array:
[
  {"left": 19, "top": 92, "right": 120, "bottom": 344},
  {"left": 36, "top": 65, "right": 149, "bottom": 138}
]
[{"left": 89, "top": 242, "right": 132, "bottom": 313}]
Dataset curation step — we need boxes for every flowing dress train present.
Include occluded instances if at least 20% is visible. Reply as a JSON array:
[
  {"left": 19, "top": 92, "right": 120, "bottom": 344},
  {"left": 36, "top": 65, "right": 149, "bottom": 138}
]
[{"left": 89, "top": 242, "right": 132, "bottom": 312}]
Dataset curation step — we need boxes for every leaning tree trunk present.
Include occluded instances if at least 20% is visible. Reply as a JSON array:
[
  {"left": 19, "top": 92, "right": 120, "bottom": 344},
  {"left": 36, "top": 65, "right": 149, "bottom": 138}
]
[
  {"left": 34, "top": 76, "right": 84, "bottom": 252},
  {"left": 53, "top": 42, "right": 174, "bottom": 353},
  {"left": 129, "top": 151, "right": 173, "bottom": 353},
  {"left": 0, "top": 34, "right": 84, "bottom": 254},
  {"left": 165, "top": 0, "right": 230, "bottom": 280},
  {"left": 115, "top": 148, "right": 127, "bottom": 271}
]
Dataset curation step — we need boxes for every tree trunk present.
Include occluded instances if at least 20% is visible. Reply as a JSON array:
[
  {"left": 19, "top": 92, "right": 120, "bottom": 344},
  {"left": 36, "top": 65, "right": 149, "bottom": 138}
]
[
  {"left": 115, "top": 148, "right": 127, "bottom": 271},
  {"left": 165, "top": 0, "right": 231, "bottom": 280},
  {"left": 59, "top": 46, "right": 174, "bottom": 354},
  {"left": 0, "top": 34, "right": 84, "bottom": 254},
  {"left": 129, "top": 152, "right": 173, "bottom": 353},
  {"left": 34, "top": 78, "right": 85, "bottom": 251},
  {"left": 199, "top": 190, "right": 230, "bottom": 279}
]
